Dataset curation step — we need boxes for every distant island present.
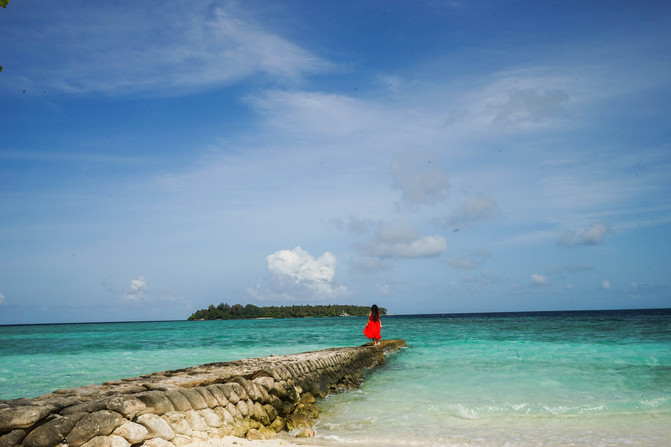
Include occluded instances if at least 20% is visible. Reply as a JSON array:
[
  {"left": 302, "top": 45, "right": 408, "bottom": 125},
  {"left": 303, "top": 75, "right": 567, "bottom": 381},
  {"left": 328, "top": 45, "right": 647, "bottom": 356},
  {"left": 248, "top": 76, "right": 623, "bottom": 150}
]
[{"left": 187, "top": 303, "right": 387, "bottom": 320}]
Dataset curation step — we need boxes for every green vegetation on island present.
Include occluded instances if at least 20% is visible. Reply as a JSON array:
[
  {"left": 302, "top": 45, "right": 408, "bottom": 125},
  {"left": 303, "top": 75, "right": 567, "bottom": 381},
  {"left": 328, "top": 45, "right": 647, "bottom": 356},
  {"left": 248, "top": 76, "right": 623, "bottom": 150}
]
[{"left": 188, "top": 303, "right": 387, "bottom": 320}]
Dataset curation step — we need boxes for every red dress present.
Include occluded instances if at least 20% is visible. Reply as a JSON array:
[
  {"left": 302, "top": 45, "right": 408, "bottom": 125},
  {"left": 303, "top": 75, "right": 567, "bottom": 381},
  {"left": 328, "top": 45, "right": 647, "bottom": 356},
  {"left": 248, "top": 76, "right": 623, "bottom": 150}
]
[{"left": 363, "top": 316, "right": 381, "bottom": 340}]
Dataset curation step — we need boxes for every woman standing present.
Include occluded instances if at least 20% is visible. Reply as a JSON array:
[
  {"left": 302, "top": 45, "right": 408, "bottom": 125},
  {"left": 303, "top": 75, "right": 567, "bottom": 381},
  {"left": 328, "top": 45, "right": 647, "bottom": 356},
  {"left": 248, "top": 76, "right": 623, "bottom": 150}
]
[{"left": 363, "top": 304, "right": 382, "bottom": 346}]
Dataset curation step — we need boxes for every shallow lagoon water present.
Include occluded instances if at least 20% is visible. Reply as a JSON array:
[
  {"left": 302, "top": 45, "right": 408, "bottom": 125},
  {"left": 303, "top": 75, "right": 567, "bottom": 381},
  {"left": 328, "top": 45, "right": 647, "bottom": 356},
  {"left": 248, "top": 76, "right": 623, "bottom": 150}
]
[{"left": 1, "top": 310, "right": 670, "bottom": 446}]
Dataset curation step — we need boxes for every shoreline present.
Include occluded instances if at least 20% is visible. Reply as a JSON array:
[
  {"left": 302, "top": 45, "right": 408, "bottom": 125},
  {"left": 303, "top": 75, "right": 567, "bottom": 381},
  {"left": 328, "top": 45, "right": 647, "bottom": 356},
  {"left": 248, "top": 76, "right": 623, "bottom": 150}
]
[{"left": 185, "top": 437, "right": 321, "bottom": 447}]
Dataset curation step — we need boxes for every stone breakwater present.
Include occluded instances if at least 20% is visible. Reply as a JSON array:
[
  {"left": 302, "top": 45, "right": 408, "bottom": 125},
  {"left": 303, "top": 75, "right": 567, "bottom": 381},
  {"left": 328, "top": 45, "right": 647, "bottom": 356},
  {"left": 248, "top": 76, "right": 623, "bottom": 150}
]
[{"left": 0, "top": 340, "right": 406, "bottom": 447}]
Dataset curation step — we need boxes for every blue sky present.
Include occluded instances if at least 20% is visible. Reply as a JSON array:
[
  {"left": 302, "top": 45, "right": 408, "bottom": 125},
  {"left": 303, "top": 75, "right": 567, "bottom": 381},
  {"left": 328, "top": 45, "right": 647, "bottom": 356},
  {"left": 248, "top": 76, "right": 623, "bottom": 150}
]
[{"left": 1, "top": 0, "right": 670, "bottom": 324}]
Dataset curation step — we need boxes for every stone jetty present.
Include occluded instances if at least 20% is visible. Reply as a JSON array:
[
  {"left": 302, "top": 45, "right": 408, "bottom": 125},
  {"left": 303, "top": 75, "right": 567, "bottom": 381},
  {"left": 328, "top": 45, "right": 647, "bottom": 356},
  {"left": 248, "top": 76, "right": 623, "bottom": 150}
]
[{"left": 0, "top": 340, "right": 406, "bottom": 447}]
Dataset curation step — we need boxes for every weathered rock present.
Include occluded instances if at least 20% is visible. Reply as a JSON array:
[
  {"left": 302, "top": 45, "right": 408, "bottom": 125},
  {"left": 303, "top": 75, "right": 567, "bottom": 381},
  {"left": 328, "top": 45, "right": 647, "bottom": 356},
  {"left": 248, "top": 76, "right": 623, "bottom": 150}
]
[
  {"left": 271, "top": 383, "right": 288, "bottom": 400},
  {"left": 252, "top": 376, "right": 274, "bottom": 392},
  {"left": 279, "top": 401, "right": 295, "bottom": 417},
  {"left": 23, "top": 413, "right": 86, "bottom": 447},
  {"left": 266, "top": 395, "right": 283, "bottom": 414},
  {"left": 204, "top": 386, "right": 228, "bottom": 407},
  {"left": 103, "top": 397, "right": 146, "bottom": 419},
  {"left": 214, "top": 385, "right": 238, "bottom": 405},
  {"left": 229, "top": 422, "right": 248, "bottom": 438},
  {"left": 163, "top": 391, "right": 191, "bottom": 413},
  {"left": 80, "top": 436, "right": 112, "bottom": 447},
  {"left": 112, "top": 420, "right": 148, "bottom": 444},
  {"left": 246, "top": 418, "right": 261, "bottom": 430},
  {"left": 198, "top": 409, "right": 221, "bottom": 428},
  {"left": 234, "top": 400, "right": 248, "bottom": 419},
  {"left": 135, "top": 414, "right": 174, "bottom": 441},
  {"left": 269, "top": 416, "right": 284, "bottom": 433},
  {"left": 262, "top": 404, "right": 277, "bottom": 424},
  {"left": 35, "top": 397, "right": 80, "bottom": 413},
  {"left": 245, "top": 429, "right": 264, "bottom": 441},
  {"left": 66, "top": 411, "right": 124, "bottom": 447},
  {"left": 171, "top": 435, "right": 192, "bottom": 446},
  {"left": 176, "top": 390, "right": 206, "bottom": 411},
  {"left": 160, "top": 413, "right": 191, "bottom": 437},
  {"left": 300, "top": 392, "right": 316, "bottom": 405},
  {"left": 135, "top": 393, "right": 174, "bottom": 416},
  {"left": 251, "top": 402, "right": 269, "bottom": 426},
  {"left": 226, "top": 383, "right": 247, "bottom": 401},
  {"left": 225, "top": 403, "right": 241, "bottom": 421},
  {"left": 0, "top": 429, "right": 27, "bottom": 447},
  {"left": 212, "top": 407, "right": 233, "bottom": 425},
  {"left": 258, "top": 425, "right": 276, "bottom": 439},
  {"left": 143, "top": 438, "right": 175, "bottom": 447},
  {"left": 294, "top": 428, "right": 315, "bottom": 438},
  {"left": 0, "top": 406, "right": 53, "bottom": 431},
  {"left": 295, "top": 403, "right": 319, "bottom": 419},
  {"left": 287, "top": 386, "right": 300, "bottom": 404},
  {"left": 183, "top": 410, "right": 206, "bottom": 431},
  {"left": 193, "top": 389, "right": 217, "bottom": 409},
  {"left": 107, "top": 435, "right": 130, "bottom": 447},
  {"left": 285, "top": 413, "right": 314, "bottom": 431}
]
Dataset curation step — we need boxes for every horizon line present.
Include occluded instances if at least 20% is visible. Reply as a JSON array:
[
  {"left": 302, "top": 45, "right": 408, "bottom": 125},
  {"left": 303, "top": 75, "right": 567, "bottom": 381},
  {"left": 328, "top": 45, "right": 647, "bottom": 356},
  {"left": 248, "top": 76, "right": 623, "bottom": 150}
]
[{"left": 1, "top": 307, "right": 669, "bottom": 327}]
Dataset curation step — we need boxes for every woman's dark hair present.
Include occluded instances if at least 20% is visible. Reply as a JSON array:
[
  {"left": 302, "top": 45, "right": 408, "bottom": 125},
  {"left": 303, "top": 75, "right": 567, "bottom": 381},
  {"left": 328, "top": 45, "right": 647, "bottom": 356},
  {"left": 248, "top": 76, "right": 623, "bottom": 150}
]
[{"left": 371, "top": 304, "right": 380, "bottom": 322}]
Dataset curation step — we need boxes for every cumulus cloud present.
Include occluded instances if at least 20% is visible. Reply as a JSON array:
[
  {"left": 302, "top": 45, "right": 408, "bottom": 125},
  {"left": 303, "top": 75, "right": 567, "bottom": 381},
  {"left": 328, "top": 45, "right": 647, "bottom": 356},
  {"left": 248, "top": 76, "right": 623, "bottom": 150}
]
[
  {"left": 362, "top": 221, "right": 447, "bottom": 258},
  {"left": 530, "top": 274, "right": 549, "bottom": 286},
  {"left": 0, "top": 293, "right": 5, "bottom": 305},
  {"left": 559, "top": 223, "right": 611, "bottom": 246},
  {"left": 265, "top": 247, "right": 349, "bottom": 300},
  {"left": 392, "top": 151, "right": 449, "bottom": 206},
  {"left": 602, "top": 280, "right": 612, "bottom": 290},
  {"left": 123, "top": 276, "right": 148, "bottom": 302},
  {"left": 448, "top": 195, "right": 501, "bottom": 227}
]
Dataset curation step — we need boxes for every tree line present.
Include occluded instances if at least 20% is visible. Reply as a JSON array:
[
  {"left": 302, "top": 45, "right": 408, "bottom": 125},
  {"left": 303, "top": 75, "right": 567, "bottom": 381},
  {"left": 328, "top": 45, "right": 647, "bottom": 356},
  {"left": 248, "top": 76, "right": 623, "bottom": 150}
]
[{"left": 187, "top": 303, "right": 387, "bottom": 320}]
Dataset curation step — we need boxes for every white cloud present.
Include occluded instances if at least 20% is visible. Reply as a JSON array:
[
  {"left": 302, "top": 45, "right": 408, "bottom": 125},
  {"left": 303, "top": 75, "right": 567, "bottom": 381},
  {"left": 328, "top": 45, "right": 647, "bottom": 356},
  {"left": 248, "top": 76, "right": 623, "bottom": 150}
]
[
  {"left": 123, "top": 276, "right": 148, "bottom": 302},
  {"left": 4, "top": 2, "right": 330, "bottom": 96},
  {"left": 362, "top": 221, "right": 447, "bottom": 258},
  {"left": 559, "top": 223, "right": 611, "bottom": 246},
  {"left": 441, "top": 70, "right": 581, "bottom": 135},
  {"left": 0, "top": 293, "right": 5, "bottom": 305},
  {"left": 265, "top": 247, "right": 349, "bottom": 300},
  {"left": 392, "top": 151, "right": 449, "bottom": 206},
  {"left": 448, "top": 195, "right": 501, "bottom": 227},
  {"left": 602, "top": 280, "right": 612, "bottom": 290},
  {"left": 493, "top": 88, "right": 569, "bottom": 129},
  {"left": 245, "top": 90, "right": 386, "bottom": 140},
  {"left": 530, "top": 274, "right": 549, "bottom": 286}
]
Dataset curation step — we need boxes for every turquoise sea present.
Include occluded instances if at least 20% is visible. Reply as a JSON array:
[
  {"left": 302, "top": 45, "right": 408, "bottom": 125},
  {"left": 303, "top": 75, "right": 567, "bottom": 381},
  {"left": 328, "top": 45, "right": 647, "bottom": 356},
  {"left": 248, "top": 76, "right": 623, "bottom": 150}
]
[{"left": 1, "top": 310, "right": 670, "bottom": 446}]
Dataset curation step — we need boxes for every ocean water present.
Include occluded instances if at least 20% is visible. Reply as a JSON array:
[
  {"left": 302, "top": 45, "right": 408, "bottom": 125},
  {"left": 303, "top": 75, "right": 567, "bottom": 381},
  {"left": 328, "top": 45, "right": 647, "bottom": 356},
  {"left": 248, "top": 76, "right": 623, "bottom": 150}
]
[{"left": 1, "top": 310, "right": 670, "bottom": 446}]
